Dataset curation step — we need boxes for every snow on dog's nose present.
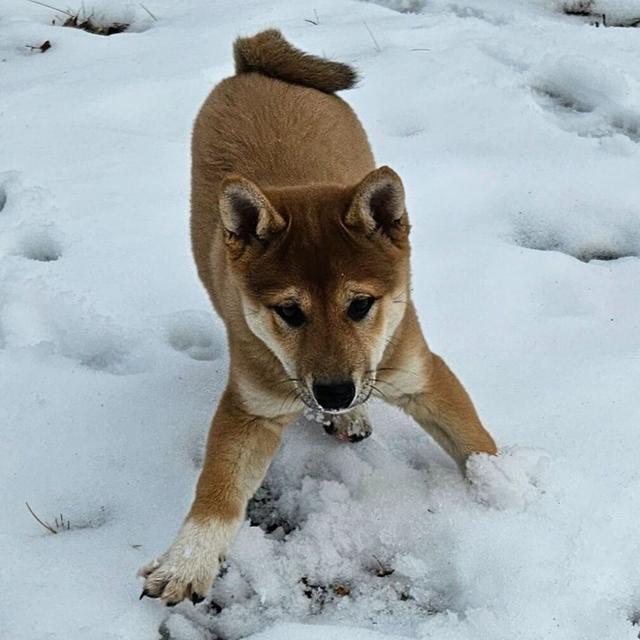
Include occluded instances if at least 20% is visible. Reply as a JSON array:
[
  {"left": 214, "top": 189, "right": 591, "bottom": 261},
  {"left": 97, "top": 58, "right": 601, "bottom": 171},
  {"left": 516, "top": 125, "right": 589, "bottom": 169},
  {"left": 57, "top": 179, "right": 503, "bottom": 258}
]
[{"left": 312, "top": 380, "right": 356, "bottom": 411}]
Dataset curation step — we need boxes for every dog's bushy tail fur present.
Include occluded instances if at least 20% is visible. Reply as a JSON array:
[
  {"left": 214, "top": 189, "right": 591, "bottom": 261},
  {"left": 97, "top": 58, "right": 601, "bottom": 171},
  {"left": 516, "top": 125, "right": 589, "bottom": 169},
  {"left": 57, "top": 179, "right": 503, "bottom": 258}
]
[{"left": 233, "top": 29, "right": 358, "bottom": 94}]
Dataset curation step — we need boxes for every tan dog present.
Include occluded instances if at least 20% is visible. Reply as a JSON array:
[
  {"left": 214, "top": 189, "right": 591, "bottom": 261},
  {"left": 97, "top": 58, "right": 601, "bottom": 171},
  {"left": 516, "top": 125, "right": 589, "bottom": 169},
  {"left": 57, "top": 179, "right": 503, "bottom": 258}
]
[{"left": 139, "top": 30, "right": 496, "bottom": 605}]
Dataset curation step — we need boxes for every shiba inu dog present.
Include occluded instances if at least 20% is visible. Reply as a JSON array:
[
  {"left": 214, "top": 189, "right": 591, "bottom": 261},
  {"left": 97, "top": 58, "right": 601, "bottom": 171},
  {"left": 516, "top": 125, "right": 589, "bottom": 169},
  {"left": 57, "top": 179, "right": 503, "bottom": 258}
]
[{"left": 139, "top": 29, "right": 497, "bottom": 605}]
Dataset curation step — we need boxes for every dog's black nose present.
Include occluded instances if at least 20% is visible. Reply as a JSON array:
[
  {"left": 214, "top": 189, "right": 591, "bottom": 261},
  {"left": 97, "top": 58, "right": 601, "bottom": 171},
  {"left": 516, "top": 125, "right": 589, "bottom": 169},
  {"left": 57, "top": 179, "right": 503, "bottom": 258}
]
[{"left": 312, "top": 381, "right": 356, "bottom": 411}]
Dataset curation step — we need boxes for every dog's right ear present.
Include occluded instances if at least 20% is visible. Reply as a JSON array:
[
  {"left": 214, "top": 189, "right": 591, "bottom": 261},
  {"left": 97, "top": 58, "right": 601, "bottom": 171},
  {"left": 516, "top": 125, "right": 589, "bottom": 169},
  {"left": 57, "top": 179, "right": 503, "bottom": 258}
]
[{"left": 219, "top": 175, "right": 286, "bottom": 254}]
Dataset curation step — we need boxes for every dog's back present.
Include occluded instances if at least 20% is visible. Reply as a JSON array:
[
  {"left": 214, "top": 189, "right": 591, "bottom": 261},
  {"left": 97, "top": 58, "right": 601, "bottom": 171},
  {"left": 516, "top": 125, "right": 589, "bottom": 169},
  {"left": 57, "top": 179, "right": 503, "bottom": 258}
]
[{"left": 191, "top": 30, "right": 375, "bottom": 304}]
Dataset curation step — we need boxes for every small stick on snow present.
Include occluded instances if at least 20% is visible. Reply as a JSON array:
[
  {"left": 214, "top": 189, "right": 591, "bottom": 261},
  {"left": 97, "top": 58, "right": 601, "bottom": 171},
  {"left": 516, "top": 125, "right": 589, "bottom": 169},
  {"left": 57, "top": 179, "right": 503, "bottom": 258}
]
[
  {"left": 25, "top": 40, "right": 52, "bottom": 52},
  {"left": 25, "top": 502, "right": 58, "bottom": 534},
  {"left": 372, "top": 554, "right": 394, "bottom": 577},
  {"left": 304, "top": 9, "right": 320, "bottom": 26},
  {"left": 140, "top": 3, "right": 157, "bottom": 21},
  {"left": 363, "top": 22, "right": 381, "bottom": 53}
]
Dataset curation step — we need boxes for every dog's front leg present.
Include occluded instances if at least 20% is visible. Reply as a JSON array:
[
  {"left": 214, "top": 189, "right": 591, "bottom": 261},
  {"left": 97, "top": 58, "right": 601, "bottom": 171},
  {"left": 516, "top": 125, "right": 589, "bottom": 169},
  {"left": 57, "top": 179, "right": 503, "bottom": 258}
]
[
  {"left": 139, "top": 387, "right": 286, "bottom": 605},
  {"left": 391, "top": 351, "right": 497, "bottom": 471}
]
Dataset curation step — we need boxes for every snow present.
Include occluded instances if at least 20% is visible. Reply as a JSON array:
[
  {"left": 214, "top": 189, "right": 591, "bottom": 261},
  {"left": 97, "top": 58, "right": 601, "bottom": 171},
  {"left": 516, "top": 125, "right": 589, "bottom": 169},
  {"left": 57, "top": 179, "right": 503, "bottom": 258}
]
[{"left": 1, "top": 0, "right": 640, "bottom": 639}]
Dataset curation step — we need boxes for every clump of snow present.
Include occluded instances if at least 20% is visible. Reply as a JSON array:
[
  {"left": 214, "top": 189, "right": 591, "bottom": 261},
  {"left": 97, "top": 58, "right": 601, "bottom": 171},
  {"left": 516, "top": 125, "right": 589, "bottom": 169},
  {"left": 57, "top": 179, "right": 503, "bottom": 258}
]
[
  {"left": 466, "top": 446, "right": 550, "bottom": 510},
  {"left": 2, "top": 0, "right": 640, "bottom": 639}
]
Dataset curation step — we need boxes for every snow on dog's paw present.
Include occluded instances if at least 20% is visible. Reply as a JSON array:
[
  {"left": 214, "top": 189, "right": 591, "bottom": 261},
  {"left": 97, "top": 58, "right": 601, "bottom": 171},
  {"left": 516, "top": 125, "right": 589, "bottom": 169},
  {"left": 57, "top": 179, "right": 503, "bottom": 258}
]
[
  {"left": 466, "top": 446, "right": 551, "bottom": 510},
  {"left": 323, "top": 406, "right": 372, "bottom": 443},
  {"left": 139, "top": 518, "right": 239, "bottom": 606}
]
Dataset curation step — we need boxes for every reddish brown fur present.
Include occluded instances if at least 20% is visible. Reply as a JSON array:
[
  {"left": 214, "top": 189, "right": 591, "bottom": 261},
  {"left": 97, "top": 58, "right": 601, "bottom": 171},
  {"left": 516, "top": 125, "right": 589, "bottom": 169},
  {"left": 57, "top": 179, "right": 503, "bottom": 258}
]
[
  {"left": 233, "top": 29, "right": 358, "bottom": 93},
  {"left": 140, "top": 30, "right": 497, "bottom": 605}
]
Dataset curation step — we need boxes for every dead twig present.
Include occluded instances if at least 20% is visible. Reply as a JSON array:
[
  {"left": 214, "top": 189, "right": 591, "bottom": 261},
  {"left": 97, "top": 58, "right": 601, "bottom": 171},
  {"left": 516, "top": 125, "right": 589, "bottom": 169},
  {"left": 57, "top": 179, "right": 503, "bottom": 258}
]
[
  {"left": 140, "top": 3, "right": 157, "bottom": 21},
  {"left": 25, "top": 39, "right": 52, "bottom": 52},
  {"left": 25, "top": 501, "right": 58, "bottom": 534},
  {"left": 363, "top": 21, "right": 381, "bottom": 53},
  {"left": 304, "top": 9, "right": 319, "bottom": 25},
  {"left": 372, "top": 554, "right": 395, "bottom": 577}
]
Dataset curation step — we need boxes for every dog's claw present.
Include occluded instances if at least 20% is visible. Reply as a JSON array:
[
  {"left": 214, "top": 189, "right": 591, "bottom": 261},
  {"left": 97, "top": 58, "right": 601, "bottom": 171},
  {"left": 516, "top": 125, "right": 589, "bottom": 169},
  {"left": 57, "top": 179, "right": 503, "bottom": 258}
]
[
  {"left": 209, "top": 600, "right": 223, "bottom": 614},
  {"left": 191, "top": 592, "right": 205, "bottom": 605},
  {"left": 323, "top": 422, "right": 337, "bottom": 436},
  {"left": 324, "top": 408, "right": 372, "bottom": 443}
]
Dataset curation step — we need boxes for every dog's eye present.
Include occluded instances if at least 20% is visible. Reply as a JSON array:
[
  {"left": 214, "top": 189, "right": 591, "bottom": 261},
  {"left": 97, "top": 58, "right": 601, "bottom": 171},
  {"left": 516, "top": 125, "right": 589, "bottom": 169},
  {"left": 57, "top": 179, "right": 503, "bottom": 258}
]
[
  {"left": 348, "top": 296, "right": 375, "bottom": 321},
  {"left": 274, "top": 303, "right": 305, "bottom": 327}
]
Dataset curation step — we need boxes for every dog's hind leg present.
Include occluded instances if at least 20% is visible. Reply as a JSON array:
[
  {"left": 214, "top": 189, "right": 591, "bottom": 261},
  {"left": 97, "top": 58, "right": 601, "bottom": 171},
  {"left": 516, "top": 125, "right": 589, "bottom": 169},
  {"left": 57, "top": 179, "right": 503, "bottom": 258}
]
[{"left": 323, "top": 404, "right": 372, "bottom": 443}]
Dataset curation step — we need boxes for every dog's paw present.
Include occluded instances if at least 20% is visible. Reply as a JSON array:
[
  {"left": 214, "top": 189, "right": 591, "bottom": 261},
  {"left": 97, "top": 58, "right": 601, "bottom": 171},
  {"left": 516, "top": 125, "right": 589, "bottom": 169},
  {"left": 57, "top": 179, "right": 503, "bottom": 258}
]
[
  {"left": 466, "top": 445, "right": 551, "bottom": 510},
  {"left": 323, "top": 406, "right": 372, "bottom": 443},
  {"left": 138, "top": 518, "right": 239, "bottom": 606}
]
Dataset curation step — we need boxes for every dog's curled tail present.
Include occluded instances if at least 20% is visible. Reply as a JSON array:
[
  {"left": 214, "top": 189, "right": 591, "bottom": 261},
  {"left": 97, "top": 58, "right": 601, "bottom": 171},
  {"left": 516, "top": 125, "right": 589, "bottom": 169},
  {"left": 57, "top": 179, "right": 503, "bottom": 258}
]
[{"left": 233, "top": 29, "right": 358, "bottom": 94}]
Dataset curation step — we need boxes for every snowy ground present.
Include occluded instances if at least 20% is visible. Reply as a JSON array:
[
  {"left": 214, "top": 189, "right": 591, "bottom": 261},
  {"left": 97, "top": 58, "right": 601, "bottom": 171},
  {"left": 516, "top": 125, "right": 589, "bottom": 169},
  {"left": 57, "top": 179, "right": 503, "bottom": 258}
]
[{"left": 2, "top": 0, "right": 640, "bottom": 639}]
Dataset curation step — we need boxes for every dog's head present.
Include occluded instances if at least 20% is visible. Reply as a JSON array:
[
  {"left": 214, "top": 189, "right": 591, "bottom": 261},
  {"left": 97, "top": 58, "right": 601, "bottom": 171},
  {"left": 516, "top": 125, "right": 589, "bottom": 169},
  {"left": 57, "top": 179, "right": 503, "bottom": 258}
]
[{"left": 219, "top": 166, "right": 411, "bottom": 413}]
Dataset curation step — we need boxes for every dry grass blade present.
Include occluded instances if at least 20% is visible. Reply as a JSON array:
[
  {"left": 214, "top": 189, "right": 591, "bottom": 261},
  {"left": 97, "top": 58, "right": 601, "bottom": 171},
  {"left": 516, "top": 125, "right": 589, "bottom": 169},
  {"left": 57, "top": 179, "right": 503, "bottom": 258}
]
[
  {"left": 372, "top": 554, "right": 395, "bottom": 577},
  {"left": 304, "top": 9, "right": 320, "bottom": 25},
  {"left": 26, "top": 0, "right": 74, "bottom": 17},
  {"left": 363, "top": 21, "right": 381, "bottom": 53},
  {"left": 140, "top": 3, "right": 157, "bottom": 21},
  {"left": 25, "top": 501, "right": 58, "bottom": 534}
]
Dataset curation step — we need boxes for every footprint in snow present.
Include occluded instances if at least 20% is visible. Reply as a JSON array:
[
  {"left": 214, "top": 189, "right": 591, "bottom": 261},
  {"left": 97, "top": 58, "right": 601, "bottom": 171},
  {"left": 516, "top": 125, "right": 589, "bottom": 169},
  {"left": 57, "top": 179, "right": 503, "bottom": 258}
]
[
  {"left": 16, "top": 226, "right": 64, "bottom": 262},
  {"left": 0, "top": 172, "right": 66, "bottom": 262},
  {"left": 530, "top": 56, "right": 640, "bottom": 144},
  {"left": 382, "top": 109, "right": 426, "bottom": 138},
  {"left": 164, "top": 310, "right": 223, "bottom": 362},
  {"left": 512, "top": 208, "right": 640, "bottom": 263}
]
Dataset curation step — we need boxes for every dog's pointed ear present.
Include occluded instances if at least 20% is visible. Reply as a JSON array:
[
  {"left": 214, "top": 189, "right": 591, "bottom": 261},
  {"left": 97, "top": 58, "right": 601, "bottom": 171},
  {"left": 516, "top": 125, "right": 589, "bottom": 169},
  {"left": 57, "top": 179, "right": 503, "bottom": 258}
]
[
  {"left": 219, "top": 175, "right": 286, "bottom": 252},
  {"left": 344, "top": 166, "right": 409, "bottom": 244}
]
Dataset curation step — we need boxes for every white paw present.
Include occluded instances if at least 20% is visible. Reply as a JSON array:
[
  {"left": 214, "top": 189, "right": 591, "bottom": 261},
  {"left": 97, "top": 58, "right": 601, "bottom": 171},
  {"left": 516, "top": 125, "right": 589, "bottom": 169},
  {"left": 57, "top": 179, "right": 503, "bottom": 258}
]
[
  {"left": 466, "top": 445, "right": 551, "bottom": 510},
  {"left": 138, "top": 517, "right": 239, "bottom": 605},
  {"left": 324, "top": 406, "right": 372, "bottom": 443}
]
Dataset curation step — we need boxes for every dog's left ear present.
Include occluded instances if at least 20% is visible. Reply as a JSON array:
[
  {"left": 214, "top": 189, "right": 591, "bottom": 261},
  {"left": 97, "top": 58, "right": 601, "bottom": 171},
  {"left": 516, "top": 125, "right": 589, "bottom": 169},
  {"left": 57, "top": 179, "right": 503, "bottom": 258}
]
[{"left": 344, "top": 166, "right": 409, "bottom": 244}]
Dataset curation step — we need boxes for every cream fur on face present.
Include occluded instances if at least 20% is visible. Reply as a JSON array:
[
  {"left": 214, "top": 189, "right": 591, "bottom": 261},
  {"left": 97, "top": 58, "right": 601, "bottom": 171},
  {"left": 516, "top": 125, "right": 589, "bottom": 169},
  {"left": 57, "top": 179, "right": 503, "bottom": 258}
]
[
  {"left": 370, "top": 290, "right": 408, "bottom": 373},
  {"left": 241, "top": 298, "right": 295, "bottom": 376}
]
